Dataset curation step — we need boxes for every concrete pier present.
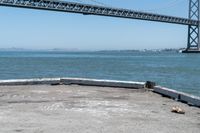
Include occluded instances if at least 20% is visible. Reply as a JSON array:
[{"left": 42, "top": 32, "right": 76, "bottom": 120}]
[{"left": 0, "top": 84, "right": 199, "bottom": 133}]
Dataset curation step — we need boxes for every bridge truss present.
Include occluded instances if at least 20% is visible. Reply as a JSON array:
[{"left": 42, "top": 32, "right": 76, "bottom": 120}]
[{"left": 187, "top": 0, "right": 200, "bottom": 51}]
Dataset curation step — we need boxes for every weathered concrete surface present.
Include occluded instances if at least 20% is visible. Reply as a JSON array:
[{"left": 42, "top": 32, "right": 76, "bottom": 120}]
[{"left": 0, "top": 85, "right": 199, "bottom": 133}]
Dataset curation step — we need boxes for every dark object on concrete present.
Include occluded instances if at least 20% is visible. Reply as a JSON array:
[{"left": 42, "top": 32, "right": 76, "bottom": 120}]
[
  {"left": 51, "top": 82, "right": 64, "bottom": 86},
  {"left": 51, "top": 82, "right": 62, "bottom": 86},
  {"left": 145, "top": 81, "right": 156, "bottom": 89}
]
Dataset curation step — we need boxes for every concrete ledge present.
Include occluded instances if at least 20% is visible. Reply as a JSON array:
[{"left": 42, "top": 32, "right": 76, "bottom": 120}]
[
  {"left": 60, "top": 78, "right": 145, "bottom": 89},
  {"left": 153, "top": 86, "right": 180, "bottom": 99},
  {"left": 0, "top": 78, "right": 60, "bottom": 86},
  {"left": 0, "top": 78, "right": 145, "bottom": 89},
  {"left": 180, "top": 93, "right": 200, "bottom": 107},
  {"left": 153, "top": 86, "right": 200, "bottom": 107}
]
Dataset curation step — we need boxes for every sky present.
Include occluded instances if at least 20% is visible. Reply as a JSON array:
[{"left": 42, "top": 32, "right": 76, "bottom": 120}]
[{"left": 0, "top": 0, "right": 190, "bottom": 50}]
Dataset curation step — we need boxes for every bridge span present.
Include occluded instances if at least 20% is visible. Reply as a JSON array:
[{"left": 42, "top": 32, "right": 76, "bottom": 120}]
[{"left": 0, "top": 0, "right": 200, "bottom": 52}]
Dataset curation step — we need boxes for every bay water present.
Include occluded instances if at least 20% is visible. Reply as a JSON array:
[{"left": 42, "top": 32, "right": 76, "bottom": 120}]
[{"left": 0, "top": 50, "right": 200, "bottom": 97}]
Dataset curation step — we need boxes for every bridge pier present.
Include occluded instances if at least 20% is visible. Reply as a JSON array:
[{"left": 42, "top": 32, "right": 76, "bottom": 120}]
[{"left": 183, "top": 0, "right": 200, "bottom": 53}]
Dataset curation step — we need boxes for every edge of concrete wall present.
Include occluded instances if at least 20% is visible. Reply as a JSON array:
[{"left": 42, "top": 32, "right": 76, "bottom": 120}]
[
  {"left": 0, "top": 78, "right": 61, "bottom": 85},
  {"left": 153, "top": 86, "right": 200, "bottom": 107},
  {"left": 60, "top": 78, "right": 145, "bottom": 89},
  {"left": 0, "top": 78, "right": 145, "bottom": 89}
]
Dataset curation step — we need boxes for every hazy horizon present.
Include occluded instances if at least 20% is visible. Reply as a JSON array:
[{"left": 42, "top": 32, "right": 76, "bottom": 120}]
[{"left": 0, "top": 47, "right": 183, "bottom": 52}]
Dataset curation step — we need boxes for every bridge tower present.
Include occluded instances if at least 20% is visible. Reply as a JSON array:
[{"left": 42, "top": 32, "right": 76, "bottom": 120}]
[{"left": 184, "top": 0, "right": 200, "bottom": 52}]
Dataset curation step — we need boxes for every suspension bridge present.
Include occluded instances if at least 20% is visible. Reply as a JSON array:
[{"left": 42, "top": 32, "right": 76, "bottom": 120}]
[{"left": 0, "top": 0, "right": 199, "bottom": 53}]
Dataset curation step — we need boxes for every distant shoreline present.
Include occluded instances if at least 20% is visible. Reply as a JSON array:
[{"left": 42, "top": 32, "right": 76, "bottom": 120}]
[{"left": 0, "top": 48, "right": 182, "bottom": 52}]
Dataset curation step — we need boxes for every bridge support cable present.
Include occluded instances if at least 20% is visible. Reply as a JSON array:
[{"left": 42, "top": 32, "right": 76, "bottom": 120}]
[
  {"left": 0, "top": 0, "right": 198, "bottom": 26},
  {"left": 187, "top": 0, "right": 200, "bottom": 51}
]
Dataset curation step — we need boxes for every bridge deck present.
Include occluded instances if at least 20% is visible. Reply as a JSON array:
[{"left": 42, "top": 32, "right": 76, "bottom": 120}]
[{"left": 0, "top": 0, "right": 198, "bottom": 26}]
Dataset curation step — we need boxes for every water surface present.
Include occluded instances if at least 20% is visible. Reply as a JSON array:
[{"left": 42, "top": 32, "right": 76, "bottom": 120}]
[{"left": 0, "top": 50, "right": 200, "bottom": 96}]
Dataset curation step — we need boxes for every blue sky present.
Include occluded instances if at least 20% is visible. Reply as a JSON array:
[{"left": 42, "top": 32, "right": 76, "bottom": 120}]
[{"left": 0, "top": 0, "right": 189, "bottom": 50}]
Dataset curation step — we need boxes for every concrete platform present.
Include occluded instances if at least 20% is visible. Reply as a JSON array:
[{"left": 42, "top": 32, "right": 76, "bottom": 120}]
[{"left": 0, "top": 85, "right": 199, "bottom": 133}]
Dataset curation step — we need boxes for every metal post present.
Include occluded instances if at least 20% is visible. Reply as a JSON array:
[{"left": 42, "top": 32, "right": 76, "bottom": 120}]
[{"left": 186, "top": 0, "right": 200, "bottom": 52}]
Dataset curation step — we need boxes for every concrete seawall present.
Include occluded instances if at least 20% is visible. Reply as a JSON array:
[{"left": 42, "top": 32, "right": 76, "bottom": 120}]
[
  {"left": 0, "top": 78, "right": 145, "bottom": 89},
  {"left": 60, "top": 78, "right": 145, "bottom": 89},
  {"left": 0, "top": 78, "right": 199, "bottom": 107},
  {"left": 154, "top": 86, "right": 200, "bottom": 107},
  {"left": 0, "top": 78, "right": 60, "bottom": 85}
]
